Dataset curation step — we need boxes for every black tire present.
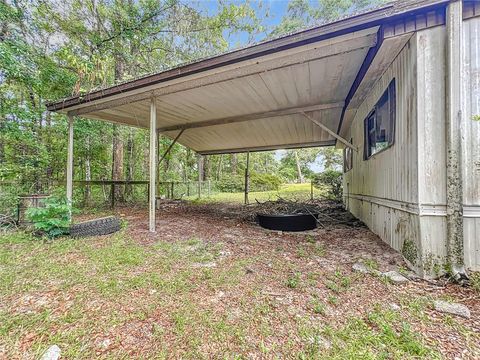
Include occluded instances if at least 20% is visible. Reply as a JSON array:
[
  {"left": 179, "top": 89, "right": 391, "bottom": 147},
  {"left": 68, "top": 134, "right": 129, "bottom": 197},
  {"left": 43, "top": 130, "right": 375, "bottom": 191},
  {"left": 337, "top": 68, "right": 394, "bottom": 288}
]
[{"left": 70, "top": 216, "right": 121, "bottom": 238}]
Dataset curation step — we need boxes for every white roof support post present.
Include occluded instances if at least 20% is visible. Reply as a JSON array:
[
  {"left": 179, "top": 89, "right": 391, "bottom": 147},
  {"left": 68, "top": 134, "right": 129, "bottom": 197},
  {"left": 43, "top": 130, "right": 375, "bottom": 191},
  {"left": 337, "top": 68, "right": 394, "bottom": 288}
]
[
  {"left": 446, "top": 0, "right": 465, "bottom": 278},
  {"left": 149, "top": 97, "right": 157, "bottom": 232},
  {"left": 66, "top": 114, "right": 74, "bottom": 221}
]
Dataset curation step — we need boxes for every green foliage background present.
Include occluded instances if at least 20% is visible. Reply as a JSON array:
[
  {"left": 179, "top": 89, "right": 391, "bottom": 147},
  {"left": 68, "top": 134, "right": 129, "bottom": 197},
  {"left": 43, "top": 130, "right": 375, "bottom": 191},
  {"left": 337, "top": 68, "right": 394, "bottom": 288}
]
[{"left": 0, "top": 0, "right": 383, "bottom": 213}]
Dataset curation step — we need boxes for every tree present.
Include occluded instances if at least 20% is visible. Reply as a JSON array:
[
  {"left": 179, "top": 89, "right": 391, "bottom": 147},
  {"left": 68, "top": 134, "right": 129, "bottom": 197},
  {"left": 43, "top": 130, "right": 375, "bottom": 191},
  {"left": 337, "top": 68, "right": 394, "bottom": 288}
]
[
  {"left": 318, "top": 147, "right": 342, "bottom": 171},
  {"left": 279, "top": 149, "right": 318, "bottom": 182},
  {"left": 271, "top": 0, "right": 386, "bottom": 37},
  {"left": 0, "top": 0, "right": 264, "bottom": 209}
]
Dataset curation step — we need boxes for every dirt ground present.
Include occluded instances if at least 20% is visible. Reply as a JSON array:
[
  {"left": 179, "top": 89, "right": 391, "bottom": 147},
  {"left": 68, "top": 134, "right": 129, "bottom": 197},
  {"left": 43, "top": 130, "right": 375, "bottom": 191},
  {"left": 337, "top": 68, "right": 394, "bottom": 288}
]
[
  {"left": 1, "top": 201, "right": 479, "bottom": 359},
  {"left": 115, "top": 201, "right": 480, "bottom": 358},
  {"left": 124, "top": 200, "right": 404, "bottom": 270}
]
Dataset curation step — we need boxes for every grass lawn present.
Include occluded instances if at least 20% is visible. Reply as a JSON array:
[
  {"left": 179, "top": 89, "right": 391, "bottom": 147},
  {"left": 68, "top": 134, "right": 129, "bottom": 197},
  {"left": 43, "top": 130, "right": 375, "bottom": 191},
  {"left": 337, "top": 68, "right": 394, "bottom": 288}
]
[
  {"left": 185, "top": 182, "right": 326, "bottom": 203},
  {"left": 0, "top": 202, "right": 478, "bottom": 359}
]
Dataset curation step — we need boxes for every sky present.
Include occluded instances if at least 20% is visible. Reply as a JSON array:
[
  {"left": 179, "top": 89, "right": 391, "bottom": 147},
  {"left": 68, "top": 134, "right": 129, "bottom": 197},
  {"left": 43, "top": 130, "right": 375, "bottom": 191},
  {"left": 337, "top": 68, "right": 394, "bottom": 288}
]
[{"left": 198, "top": 0, "right": 292, "bottom": 46}]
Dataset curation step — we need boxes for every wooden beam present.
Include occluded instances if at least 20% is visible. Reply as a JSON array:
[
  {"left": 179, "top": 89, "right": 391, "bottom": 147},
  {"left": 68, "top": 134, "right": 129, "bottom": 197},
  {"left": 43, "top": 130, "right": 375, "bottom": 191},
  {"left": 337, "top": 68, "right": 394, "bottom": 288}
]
[
  {"left": 66, "top": 115, "right": 74, "bottom": 220},
  {"left": 159, "top": 102, "right": 344, "bottom": 132},
  {"left": 300, "top": 112, "right": 357, "bottom": 151},
  {"left": 149, "top": 98, "right": 157, "bottom": 232}
]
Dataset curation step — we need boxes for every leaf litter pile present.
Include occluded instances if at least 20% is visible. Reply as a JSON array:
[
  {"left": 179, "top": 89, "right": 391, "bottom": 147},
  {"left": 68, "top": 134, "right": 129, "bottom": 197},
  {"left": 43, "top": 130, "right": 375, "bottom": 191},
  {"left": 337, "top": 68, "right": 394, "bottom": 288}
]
[
  {"left": 246, "top": 198, "right": 364, "bottom": 228},
  {"left": 175, "top": 198, "right": 364, "bottom": 228}
]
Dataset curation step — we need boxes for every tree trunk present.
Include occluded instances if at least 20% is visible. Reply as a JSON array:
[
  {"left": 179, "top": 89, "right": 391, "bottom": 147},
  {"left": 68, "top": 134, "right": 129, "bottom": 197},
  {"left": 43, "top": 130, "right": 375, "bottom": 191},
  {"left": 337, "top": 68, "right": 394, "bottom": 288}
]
[
  {"left": 203, "top": 155, "right": 209, "bottom": 181},
  {"left": 294, "top": 150, "right": 304, "bottom": 183},
  {"left": 84, "top": 136, "right": 91, "bottom": 205},
  {"left": 124, "top": 129, "right": 134, "bottom": 199},
  {"left": 112, "top": 124, "right": 124, "bottom": 202},
  {"left": 198, "top": 155, "right": 205, "bottom": 181},
  {"left": 185, "top": 148, "right": 193, "bottom": 181},
  {"left": 44, "top": 111, "right": 53, "bottom": 185},
  {"left": 216, "top": 154, "right": 223, "bottom": 180},
  {"left": 231, "top": 154, "right": 237, "bottom": 175},
  {"left": 111, "top": 45, "right": 126, "bottom": 203}
]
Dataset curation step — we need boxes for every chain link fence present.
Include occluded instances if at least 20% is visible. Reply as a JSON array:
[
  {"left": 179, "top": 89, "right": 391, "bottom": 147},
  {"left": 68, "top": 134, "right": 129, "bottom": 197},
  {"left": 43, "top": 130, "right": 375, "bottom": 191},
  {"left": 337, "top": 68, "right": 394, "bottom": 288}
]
[{"left": 1, "top": 179, "right": 321, "bottom": 217}]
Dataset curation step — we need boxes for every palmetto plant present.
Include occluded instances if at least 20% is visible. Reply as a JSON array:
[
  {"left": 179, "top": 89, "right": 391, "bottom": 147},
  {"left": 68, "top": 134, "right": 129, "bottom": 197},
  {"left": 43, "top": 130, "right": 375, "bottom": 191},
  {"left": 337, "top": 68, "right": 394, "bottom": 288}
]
[{"left": 26, "top": 197, "right": 71, "bottom": 238}]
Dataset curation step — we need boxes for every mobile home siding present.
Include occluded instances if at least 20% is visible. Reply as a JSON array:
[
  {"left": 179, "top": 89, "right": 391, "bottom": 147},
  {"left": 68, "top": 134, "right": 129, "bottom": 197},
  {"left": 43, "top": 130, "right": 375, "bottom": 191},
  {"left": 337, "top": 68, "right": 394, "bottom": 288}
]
[
  {"left": 344, "top": 14, "right": 480, "bottom": 275},
  {"left": 463, "top": 16, "right": 480, "bottom": 271},
  {"left": 416, "top": 26, "right": 448, "bottom": 272},
  {"left": 343, "top": 37, "right": 422, "bottom": 267}
]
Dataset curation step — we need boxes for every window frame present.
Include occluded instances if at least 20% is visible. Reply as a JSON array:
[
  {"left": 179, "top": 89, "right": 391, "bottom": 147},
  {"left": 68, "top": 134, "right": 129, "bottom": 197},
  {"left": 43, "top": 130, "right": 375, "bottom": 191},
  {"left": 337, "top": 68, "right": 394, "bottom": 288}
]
[{"left": 363, "top": 79, "right": 396, "bottom": 160}]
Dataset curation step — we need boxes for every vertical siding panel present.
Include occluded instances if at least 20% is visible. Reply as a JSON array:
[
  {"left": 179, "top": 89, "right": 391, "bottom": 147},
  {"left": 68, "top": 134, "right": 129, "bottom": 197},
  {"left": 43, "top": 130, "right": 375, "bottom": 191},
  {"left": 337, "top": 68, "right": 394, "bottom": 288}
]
[
  {"left": 462, "top": 17, "right": 480, "bottom": 271},
  {"left": 415, "top": 26, "right": 448, "bottom": 270},
  {"left": 343, "top": 37, "right": 420, "bottom": 259}
]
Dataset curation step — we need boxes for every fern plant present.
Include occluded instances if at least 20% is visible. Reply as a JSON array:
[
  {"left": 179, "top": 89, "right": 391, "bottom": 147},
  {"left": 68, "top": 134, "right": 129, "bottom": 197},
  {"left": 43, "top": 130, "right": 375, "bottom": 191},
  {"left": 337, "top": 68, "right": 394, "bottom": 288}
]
[{"left": 26, "top": 197, "right": 71, "bottom": 238}]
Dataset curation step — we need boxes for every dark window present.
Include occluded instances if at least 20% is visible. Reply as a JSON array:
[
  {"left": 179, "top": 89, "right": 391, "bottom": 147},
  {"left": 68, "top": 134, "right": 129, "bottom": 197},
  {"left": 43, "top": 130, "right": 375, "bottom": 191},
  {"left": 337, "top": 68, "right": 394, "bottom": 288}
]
[
  {"left": 364, "top": 79, "right": 396, "bottom": 159},
  {"left": 343, "top": 139, "right": 353, "bottom": 173}
]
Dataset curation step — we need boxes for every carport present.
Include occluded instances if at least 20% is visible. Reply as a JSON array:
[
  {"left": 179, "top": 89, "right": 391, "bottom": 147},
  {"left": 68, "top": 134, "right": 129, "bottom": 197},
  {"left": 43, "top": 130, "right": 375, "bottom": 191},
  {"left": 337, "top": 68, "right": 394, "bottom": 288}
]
[{"left": 46, "top": 1, "right": 441, "bottom": 232}]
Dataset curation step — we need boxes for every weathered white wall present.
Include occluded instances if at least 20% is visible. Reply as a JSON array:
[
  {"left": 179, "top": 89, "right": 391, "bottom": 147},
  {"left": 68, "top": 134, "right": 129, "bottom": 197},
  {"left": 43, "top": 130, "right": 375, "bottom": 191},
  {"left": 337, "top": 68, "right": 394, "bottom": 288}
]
[
  {"left": 344, "top": 17, "right": 480, "bottom": 275},
  {"left": 462, "top": 16, "right": 480, "bottom": 271},
  {"left": 343, "top": 36, "right": 425, "bottom": 272},
  {"left": 416, "top": 26, "right": 448, "bottom": 274}
]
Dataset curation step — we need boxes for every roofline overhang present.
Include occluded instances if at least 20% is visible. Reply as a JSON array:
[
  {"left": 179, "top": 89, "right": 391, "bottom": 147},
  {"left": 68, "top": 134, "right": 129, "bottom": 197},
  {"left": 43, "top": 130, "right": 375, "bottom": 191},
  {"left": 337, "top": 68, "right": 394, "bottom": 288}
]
[{"left": 46, "top": 0, "right": 450, "bottom": 113}]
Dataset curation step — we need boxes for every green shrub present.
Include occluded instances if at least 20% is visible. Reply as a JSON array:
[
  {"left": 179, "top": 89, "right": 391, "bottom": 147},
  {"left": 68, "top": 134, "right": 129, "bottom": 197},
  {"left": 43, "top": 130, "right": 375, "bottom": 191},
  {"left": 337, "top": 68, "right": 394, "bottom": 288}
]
[
  {"left": 26, "top": 196, "right": 71, "bottom": 238},
  {"left": 216, "top": 173, "right": 282, "bottom": 193},
  {"left": 250, "top": 172, "right": 281, "bottom": 191},
  {"left": 215, "top": 176, "right": 245, "bottom": 193},
  {"left": 0, "top": 189, "right": 20, "bottom": 217},
  {"left": 313, "top": 170, "right": 343, "bottom": 200}
]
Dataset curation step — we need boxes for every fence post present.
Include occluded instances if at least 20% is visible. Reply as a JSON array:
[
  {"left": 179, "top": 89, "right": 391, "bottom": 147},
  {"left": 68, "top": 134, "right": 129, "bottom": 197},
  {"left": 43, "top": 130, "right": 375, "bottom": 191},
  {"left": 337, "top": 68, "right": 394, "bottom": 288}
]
[
  {"left": 187, "top": 182, "right": 190, "bottom": 196},
  {"left": 171, "top": 182, "right": 174, "bottom": 199},
  {"left": 111, "top": 183, "right": 115, "bottom": 209},
  {"left": 244, "top": 152, "right": 250, "bottom": 205},
  {"left": 197, "top": 155, "right": 202, "bottom": 199}
]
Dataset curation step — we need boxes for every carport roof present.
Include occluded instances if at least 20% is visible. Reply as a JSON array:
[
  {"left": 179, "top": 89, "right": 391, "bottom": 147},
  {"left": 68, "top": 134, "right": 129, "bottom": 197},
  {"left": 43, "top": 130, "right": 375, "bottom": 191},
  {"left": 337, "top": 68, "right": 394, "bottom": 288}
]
[{"left": 46, "top": 0, "right": 449, "bottom": 154}]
